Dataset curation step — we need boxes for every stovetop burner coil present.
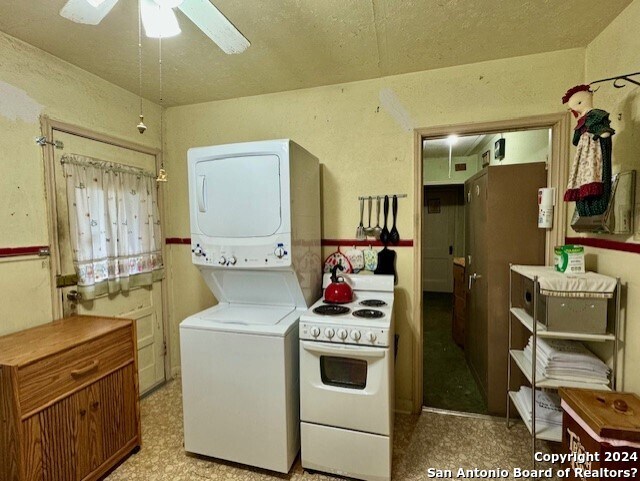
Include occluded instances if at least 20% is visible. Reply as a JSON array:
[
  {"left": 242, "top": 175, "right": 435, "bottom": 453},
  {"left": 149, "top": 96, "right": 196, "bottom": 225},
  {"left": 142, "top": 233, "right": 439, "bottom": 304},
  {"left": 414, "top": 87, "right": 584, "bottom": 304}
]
[
  {"left": 359, "top": 299, "right": 387, "bottom": 307},
  {"left": 352, "top": 309, "right": 385, "bottom": 319},
  {"left": 313, "top": 305, "right": 351, "bottom": 316}
]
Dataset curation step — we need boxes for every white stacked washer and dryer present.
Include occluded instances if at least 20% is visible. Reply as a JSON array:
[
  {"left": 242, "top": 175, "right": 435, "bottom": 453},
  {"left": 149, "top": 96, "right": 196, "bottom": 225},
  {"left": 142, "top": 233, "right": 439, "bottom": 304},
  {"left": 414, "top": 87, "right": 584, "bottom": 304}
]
[{"left": 179, "top": 139, "right": 321, "bottom": 473}]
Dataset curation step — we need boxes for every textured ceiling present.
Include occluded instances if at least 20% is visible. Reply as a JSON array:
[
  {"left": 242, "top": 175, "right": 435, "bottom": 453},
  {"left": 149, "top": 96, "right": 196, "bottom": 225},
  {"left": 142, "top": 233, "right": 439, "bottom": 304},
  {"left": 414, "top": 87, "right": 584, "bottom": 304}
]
[{"left": 0, "top": 0, "right": 632, "bottom": 106}]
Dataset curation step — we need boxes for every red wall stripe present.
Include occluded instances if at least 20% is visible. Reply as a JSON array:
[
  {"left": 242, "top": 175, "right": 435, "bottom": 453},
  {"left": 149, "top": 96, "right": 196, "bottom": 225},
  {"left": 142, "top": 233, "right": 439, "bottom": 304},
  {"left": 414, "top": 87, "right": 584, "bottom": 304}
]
[
  {"left": 165, "top": 237, "right": 192, "bottom": 245},
  {"left": 0, "top": 246, "right": 48, "bottom": 258},
  {"left": 321, "top": 239, "right": 413, "bottom": 247},
  {"left": 565, "top": 236, "right": 640, "bottom": 254},
  {"left": 166, "top": 237, "right": 414, "bottom": 247}
]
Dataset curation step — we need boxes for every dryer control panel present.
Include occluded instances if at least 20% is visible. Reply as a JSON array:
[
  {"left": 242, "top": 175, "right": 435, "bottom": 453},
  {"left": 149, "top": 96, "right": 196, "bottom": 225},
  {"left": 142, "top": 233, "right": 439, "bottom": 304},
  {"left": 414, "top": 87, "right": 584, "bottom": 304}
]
[{"left": 191, "top": 236, "right": 291, "bottom": 269}]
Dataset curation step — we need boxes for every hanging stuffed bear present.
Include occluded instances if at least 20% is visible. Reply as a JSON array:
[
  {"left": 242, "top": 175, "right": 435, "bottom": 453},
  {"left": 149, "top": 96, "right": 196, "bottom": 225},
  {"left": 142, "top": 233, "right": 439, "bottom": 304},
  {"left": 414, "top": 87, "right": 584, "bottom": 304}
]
[{"left": 562, "top": 84, "right": 615, "bottom": 217}]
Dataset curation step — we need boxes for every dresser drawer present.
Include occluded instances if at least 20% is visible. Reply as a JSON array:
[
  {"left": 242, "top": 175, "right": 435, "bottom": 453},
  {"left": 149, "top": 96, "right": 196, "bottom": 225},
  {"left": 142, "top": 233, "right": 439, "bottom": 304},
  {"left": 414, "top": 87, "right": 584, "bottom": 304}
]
[{"left": 18, "top": 327, "right": 134, "bottom": 416}]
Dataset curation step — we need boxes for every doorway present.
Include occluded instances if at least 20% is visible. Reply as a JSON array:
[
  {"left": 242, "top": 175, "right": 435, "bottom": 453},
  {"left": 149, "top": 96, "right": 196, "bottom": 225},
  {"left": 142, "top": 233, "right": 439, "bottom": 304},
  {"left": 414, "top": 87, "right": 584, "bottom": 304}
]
[
  {"left": 41, "top": 117, "right": 168, "bottom": 396},
  {"left": 414, "top": 114, "right": 572, "bottom": 415}
]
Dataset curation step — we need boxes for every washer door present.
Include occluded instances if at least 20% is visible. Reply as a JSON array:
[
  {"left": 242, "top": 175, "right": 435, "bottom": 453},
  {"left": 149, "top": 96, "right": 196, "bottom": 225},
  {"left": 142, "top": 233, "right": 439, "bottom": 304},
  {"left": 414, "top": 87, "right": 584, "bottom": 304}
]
[{"left": 300, "top": 341, "right": 393, "bottom": 436}]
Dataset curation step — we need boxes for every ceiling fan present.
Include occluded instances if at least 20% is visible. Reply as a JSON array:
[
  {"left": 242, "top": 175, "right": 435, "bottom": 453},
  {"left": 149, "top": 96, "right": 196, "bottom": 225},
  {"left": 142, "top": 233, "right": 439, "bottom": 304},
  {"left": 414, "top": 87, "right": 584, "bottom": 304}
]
[{"left": 59, "top": 0, "right": 250, "bottom": 54}]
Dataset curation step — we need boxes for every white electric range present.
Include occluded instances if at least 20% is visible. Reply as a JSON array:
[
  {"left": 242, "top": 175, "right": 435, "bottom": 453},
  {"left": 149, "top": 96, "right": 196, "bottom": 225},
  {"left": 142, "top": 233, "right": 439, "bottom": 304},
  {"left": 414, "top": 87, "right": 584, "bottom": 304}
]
[{"left": 299, "top": 273, "right": 395, "bottom": 481}]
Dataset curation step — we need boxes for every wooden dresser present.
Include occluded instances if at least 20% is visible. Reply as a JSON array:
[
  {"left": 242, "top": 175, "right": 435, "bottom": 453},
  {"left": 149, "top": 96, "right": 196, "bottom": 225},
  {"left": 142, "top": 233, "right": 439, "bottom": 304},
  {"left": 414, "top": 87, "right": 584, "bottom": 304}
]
[{"left": 0, "top": 316, "right": 141, "bottom": 481}]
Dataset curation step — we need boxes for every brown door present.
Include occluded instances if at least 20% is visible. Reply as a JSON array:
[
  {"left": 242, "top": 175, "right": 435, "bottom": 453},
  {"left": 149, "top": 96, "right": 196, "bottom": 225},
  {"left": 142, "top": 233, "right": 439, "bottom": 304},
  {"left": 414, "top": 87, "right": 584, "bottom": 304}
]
[{"left": 465, "top": 172, "right": 488, "bottom": 395}]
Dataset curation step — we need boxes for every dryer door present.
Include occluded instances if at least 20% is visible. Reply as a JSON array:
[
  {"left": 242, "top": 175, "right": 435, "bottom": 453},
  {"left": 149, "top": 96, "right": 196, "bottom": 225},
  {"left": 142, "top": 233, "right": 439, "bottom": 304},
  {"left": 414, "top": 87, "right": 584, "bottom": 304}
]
[{"left": 193, "top": 154, "right": 282, "bottom": 238}]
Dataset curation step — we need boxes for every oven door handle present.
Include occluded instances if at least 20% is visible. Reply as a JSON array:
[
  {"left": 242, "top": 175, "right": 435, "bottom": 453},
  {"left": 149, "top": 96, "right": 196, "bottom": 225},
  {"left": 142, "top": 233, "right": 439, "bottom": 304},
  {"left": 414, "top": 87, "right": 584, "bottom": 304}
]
[{"left": 302, "top": 342, "right": 385, "bottom": 359}]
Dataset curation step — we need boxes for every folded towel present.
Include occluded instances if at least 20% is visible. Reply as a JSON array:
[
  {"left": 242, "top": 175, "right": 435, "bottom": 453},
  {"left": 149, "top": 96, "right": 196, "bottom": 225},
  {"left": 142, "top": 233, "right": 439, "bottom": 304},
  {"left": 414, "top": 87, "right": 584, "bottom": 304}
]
[{"left": 511, "top": 265, "right": 616, "bottom": 299}]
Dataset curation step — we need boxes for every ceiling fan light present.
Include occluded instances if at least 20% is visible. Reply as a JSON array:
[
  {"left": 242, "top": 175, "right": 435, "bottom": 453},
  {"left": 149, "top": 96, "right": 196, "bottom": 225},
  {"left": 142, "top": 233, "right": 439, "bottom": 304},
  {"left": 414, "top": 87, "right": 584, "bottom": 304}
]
[
  {"left": 141, "top": 0, "right": 181, "bottom": 38},
  {"left": 85, "top": 0, "right": 107, "bottom": 6}
]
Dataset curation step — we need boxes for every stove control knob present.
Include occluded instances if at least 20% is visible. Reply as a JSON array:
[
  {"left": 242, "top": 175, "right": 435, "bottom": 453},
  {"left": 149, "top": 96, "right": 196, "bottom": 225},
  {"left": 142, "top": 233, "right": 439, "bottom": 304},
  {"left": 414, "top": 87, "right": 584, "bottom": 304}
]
[
  {"left": 337, "top": 329, "right": 347, "bottom": 340},
  {"left": 350, "top": 330, "right": 361, "bottom": 341},
  {"left": 227, "top": 256, "right": 237, "bottom": 266},
  {"left": 310, "top": 326, "right": 320, "bottom": 338},
  {"left": 324, "top": 328, "right": 335, "bottom": 339},
  {"left": 218, "top": 256, "right": 227, "bottom": 266},
  {"left": 366, "top": 331, "right": 377, "bottom": 343},
  {"left": 274, "top": 247, "right": 286, "bottom": 258}
]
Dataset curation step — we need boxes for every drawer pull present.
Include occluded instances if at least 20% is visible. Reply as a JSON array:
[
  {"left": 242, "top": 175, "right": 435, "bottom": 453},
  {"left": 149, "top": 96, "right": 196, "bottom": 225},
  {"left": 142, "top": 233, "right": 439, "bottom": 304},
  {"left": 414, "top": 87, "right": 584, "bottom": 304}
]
[{"left": 70, "top": 360, "right": 99, "bottom": 379}]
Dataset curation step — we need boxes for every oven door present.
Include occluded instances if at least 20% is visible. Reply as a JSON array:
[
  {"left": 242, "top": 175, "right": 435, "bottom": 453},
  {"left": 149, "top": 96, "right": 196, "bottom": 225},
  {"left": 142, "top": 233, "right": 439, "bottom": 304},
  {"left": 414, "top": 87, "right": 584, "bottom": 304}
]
[{"left": 300, "top": 340, "right": 393, "bottom": 436}]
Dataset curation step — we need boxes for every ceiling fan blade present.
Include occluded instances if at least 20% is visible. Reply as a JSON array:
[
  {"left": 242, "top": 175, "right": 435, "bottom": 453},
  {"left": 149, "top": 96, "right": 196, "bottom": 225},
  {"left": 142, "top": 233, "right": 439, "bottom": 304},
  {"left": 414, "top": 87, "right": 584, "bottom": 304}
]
[
  {"left": 141, "top": 0, "right": 181, "bottom": 38},
  {"left": 178, "top": 0, "right": 250, "bottom": 54},
  {"left": 59, "top": 0, "right": 119, "bottom": 25}
]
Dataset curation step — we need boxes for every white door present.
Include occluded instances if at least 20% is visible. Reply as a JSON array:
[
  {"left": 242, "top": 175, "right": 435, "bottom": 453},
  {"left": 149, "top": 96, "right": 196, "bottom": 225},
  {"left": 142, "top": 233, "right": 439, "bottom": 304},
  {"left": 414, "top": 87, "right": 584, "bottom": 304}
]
[
  {"left": 422, "top": 187, "right": 457, "bottom": 292},
  {"left": 50, "top": 129, "right": 166, "bottom": 395}
]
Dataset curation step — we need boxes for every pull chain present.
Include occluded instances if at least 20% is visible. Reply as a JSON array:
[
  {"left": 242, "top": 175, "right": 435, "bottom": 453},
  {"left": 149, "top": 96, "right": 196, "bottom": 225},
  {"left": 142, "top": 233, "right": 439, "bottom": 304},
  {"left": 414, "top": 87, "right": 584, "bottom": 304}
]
[
  {"left": 136, "top": 0, "right": 147, "bottom": 134},
  {"left": 156, "top": 34, "right": 168, "bottom": 182}
]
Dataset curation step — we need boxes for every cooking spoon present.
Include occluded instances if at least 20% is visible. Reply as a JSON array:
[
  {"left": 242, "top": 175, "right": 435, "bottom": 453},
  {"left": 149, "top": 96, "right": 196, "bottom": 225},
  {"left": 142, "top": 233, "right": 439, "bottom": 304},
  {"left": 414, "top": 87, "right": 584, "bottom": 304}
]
[
  {"left": 356, "top": 198, "right": 366, "bottom": 240},
  {"left": 379, "top": 195, "right": 390, "bottom": 245},
  {"left": 389, "top": 195, "right": 400, "bottom": 244},
  {"left": 372, "top": 196, "right": 382, "bottom": 239},
  {"left": 364, "top": 196, "right": 375, "bottom": 237}
]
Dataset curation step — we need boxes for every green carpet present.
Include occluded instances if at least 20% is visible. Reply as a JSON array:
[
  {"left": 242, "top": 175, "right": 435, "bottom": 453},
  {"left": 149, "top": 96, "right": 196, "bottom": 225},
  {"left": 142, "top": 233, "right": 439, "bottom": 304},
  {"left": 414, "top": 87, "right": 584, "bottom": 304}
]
[{"left": 423, "top": 292, "right": 488, "bottom": 414}]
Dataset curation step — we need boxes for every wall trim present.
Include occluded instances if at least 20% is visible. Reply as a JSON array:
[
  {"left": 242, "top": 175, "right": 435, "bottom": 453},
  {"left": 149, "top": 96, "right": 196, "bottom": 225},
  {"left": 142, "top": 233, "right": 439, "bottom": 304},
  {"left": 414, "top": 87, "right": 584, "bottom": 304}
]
[
  {"left": 0, "top": 246, "right": 49, "bottom": 258},
  {"left": 166, "top": 237, "right": 414, "bottom": 247},
  {"left": 565, "top": 236, "right": 640, "bottom": 254}
]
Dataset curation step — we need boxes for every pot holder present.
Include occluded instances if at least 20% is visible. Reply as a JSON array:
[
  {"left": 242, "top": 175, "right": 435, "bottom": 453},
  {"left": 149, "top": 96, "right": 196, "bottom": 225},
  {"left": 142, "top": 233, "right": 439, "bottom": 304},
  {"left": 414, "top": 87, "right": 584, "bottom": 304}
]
[
  {"left": 345, "top": 246, "right": 365, "bottom": 272},
  {"left": 323, "top": 246, "right": 353, "bottom": 273},
  {"left": 363, "top": 246, "right": 378, "bottom": 271}
]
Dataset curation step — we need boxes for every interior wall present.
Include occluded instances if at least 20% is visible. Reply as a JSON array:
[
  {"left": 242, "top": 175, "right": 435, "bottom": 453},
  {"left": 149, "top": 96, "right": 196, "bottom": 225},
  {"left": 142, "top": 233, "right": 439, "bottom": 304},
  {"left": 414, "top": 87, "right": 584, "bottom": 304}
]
[
  {"left": 577, "top": 0, "right": 640, "bottom": 393},
  {"left": 0, "top": 31, "right": 162, "bottom": 336},
  {"left": 165, "top": 48, "right": 584, "bottom": 412},
  {"left": 423, "top": 155, "right": 480, "bottom": 184},
  {"left": 471, "top": 129, "right": 550, "bottom": 166}
]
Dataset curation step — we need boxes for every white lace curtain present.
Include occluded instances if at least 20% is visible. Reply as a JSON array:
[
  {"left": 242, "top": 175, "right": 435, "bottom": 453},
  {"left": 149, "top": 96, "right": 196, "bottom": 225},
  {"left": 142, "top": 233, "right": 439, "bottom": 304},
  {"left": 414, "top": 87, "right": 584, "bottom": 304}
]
[{"left": 62, "top": 154, "right": 164, "bottom": 299}]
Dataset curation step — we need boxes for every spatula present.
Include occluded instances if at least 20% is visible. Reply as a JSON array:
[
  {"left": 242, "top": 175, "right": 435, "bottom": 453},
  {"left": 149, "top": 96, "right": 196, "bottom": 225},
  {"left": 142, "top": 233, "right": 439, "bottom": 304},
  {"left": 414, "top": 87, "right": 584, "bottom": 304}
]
[
  {"left": 364, "top": 196, "right": 375, "bottom": 237},
  {"left": 379, "top": 195, "right": 390, "bottom": 245},
  {"left": 356, "top": 198, "right": 366, "bottom": 240},
  {"left": 389, "top": 195, "right": 400, "bottom": 245},
  {"left": 372, "top": 196, "right": 382, "bottom": 239}
]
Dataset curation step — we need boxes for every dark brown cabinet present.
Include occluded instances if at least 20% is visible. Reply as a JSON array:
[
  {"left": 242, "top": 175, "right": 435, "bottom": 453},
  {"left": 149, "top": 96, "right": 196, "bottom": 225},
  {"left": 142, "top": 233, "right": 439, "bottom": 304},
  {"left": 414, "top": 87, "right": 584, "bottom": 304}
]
[{"left": 464, "top": 163, "right": 546, "bottom": 415}]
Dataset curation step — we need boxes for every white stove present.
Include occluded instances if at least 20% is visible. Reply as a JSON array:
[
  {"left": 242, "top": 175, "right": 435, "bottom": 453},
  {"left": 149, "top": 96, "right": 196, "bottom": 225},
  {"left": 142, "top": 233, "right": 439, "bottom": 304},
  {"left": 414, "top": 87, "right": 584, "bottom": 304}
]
[
  {"left": 299, "top": 273, "right": 395, "bottom": 481},
  {"left": 300, "top": 290, "right": 393, "bottom": 347}
]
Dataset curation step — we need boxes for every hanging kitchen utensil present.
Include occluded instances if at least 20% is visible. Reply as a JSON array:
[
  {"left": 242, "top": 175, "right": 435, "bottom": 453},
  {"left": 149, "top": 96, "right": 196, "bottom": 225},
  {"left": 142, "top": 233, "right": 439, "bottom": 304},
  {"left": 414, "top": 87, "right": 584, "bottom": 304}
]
[
  {"left": 372, "top": 196, "right": 382, "bottom": 240},
  {"left": 345, "top": 245, "right": 365, "bottom": 273},
  {"left": 379, "top": 195, "right": 390, "bottom": 245},
  {"left": 363, "top": 245, "right": 378, "bottom": 271},
  {"left": 374, "top": 246, "right": 397, "bottom": 284},
  {"left": 356, "top": 198, "right": 366, "bottom": 240},
  {"left": 389, "top": 194, "right": 400, "bottom": 245},
  {"left": 364, "top": 196, "right": 375, "bottom": 237},
  {"left": 323, "top": 246, "right": 353, "bottom": 274}
]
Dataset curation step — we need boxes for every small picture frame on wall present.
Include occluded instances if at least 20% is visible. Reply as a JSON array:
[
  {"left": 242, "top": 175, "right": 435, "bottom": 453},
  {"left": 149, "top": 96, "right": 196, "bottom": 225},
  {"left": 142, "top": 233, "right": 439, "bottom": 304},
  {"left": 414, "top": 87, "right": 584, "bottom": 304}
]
[
  {"left": 481, "top": 150, "right": 490, "bottom": 167},
  {"left": 427, "top": 198, "right": 441, "bottom": 214}
]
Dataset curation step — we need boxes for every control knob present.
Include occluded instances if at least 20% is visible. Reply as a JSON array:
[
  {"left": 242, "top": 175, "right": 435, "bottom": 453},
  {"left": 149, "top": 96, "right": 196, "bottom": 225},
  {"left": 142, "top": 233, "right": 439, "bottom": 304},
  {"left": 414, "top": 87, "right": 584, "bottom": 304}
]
[
  {"left": 337, "top": 329, "right": 347, "bottom": 340},
  {"left": 324, "top": 328, "right": 335, "bottom": 339},
  {"left": 218, "top": 256, "right": 227, "bottom": 266},
  {"left": 274, "top": 247, "right": 286, "bottom": 259},
  {"left": 310, "top": 327, "right": 320, "bottom": 338},
  {"left": 366, "top": 331, "right": 377, "bottom": 343},
  {"left": 227, "top": 256, "right": 237, "bottom": 266},
  {"left": 192, "top": 245, "right": 205, "bottom": 257},
  {"left": 350, "top": 330, "right": 361, "bottom": 341}
]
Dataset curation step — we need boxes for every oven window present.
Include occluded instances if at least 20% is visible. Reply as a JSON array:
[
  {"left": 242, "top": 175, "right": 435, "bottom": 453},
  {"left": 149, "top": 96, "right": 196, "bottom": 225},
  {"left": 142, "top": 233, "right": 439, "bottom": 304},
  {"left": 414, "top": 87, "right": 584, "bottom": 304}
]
[{"left": 320, "top": 356, "right": 367, "bottom": 390}]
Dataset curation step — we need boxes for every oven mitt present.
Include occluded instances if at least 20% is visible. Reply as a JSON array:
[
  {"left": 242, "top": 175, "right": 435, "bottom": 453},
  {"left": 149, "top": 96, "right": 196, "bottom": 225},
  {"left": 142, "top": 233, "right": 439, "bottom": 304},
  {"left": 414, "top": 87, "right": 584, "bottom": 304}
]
[
  {"left": 363, "top": 246, "right": 378, "bottom": 271},
  {"left": 323, "top": 247, "right": 353, "bottom": 273},
  {"left": 345, "top": 246, "right": 364, "bottom": 273},
  {"left": 374, "top": 247, "right": 397, "bottom": 284}
]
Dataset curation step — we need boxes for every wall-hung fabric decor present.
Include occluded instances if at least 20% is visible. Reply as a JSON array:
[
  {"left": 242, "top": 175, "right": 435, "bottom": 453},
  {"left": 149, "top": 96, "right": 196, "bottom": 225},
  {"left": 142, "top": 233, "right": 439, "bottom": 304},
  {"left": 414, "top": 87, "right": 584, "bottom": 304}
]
[{"left": 62, "top": 154, "right": 164, "bottom": 299}]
